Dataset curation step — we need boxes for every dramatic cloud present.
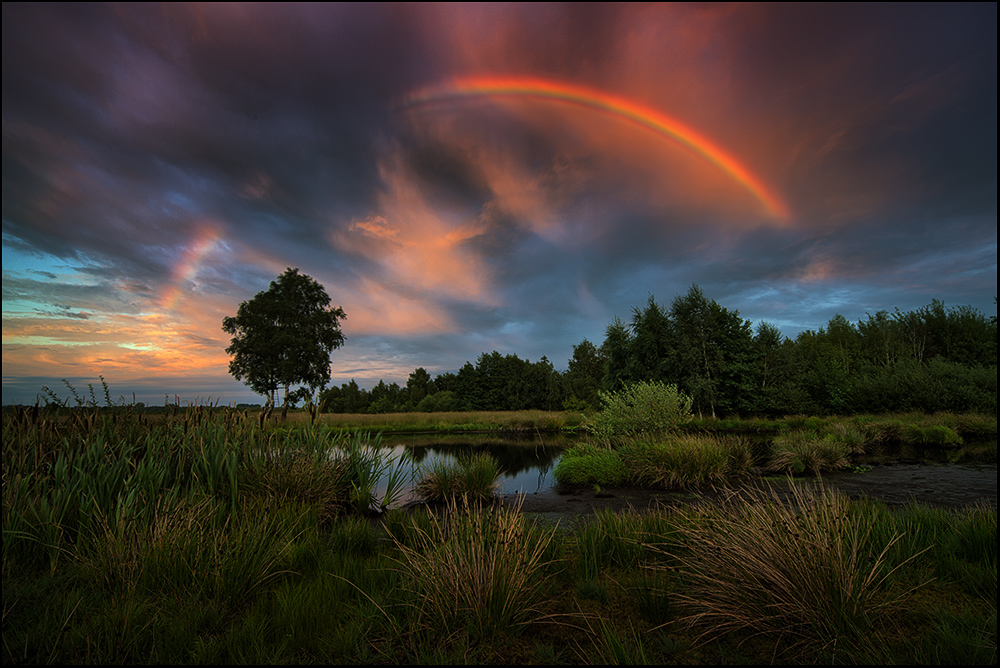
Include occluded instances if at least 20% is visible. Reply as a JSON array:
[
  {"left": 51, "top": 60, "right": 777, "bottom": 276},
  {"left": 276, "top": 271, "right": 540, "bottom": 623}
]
[{"left": 3, "top": 3, "right": 995, "bottom": 404}]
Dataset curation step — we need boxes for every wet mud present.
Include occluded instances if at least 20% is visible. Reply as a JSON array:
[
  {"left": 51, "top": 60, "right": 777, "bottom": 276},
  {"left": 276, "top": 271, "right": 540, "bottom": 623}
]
[{"left": 507, "top": 461, "right": 997, "bottom": 525}]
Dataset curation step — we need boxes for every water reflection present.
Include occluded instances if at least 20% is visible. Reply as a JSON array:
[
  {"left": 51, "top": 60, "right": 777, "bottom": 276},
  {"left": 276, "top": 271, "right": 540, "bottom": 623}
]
[{"left": 369, "top": 432, "right": 574, "bottom": 506}]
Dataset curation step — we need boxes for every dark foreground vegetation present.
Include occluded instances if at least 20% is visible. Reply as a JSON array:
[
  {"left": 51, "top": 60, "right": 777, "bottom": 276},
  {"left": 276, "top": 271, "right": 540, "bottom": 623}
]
[{"left": 3, "top": 396, "right": 996, "bottom": 664}]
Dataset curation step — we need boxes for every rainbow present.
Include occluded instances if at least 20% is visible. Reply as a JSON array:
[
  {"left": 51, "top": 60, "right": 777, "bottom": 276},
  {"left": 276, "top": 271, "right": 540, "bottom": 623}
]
[
  {"left": 401, "top": 76, "right": 790, "bottom": 221},
  {"left": 160, "top": 226, "right": 221, "bottom": 310}
]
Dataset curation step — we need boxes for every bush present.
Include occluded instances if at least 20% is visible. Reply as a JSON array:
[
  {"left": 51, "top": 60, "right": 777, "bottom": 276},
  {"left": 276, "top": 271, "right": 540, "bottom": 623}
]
[{"left": 586, "top": 381, "right": 693, "bottom": 440}]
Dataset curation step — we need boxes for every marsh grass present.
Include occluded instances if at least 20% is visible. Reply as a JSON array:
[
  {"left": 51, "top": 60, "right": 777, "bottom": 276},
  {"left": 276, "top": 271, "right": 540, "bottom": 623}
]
[
  {"left": 552, "top": 443, "right": 628, "bottom": 486},
  {"left": 765, "top": 431, "right": 851, "bottom": 476},
  {"left": 3, "top": 398, "right": 995, "bottom": 664},
  {"left": 554, "top": 435, "right": 753, "bottom": 490},
  {"left": 653, "top": 481, "right": 924, "bottom": 661},
  {"left": 413, "top": 452, "right": 502, "bottom": 503},
  {"left": 387, "top": 494, "right": 560, "bottom": 641},
  {"left": 620, "top": 435, "right": 754, "bottom": 490},
  {"left": 76, "top": 495, "right": 306, "bottom": 605}
]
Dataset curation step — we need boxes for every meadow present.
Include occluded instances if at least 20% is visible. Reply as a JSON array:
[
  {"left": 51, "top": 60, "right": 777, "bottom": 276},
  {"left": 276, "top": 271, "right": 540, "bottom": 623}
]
[{"left": 2, "top": 403, "right": 996, "bottom": 664}]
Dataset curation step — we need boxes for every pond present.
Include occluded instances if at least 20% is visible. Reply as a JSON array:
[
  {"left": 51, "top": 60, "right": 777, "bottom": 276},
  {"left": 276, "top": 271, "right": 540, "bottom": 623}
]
[{"left": 369, "top": 432, "right": 572, "bottom": 507}]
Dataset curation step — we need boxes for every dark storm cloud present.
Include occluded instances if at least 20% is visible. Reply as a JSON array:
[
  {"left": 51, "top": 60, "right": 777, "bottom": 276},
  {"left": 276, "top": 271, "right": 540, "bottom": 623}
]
[{"left": 2, "top": 3, "right": 423, "bottom": 270}]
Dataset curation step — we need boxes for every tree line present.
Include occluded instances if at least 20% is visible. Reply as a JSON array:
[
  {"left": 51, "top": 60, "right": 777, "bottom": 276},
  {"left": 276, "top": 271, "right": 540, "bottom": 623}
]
[{"left": 319, "top": 285, "right": 996, "bottom": 417}]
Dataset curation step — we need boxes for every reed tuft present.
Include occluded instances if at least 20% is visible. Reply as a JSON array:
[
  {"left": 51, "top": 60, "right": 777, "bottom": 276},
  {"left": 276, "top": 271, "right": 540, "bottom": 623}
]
[
  {"left": 387, "top": 494, "right": 559, "bottom": 640},
  {"left": 651, "top": 481, "right": 922, "bottom": 660}
]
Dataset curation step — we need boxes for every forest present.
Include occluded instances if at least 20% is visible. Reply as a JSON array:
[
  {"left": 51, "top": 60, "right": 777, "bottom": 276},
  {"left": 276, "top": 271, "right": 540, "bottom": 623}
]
[{"left": 319, "top": 285, "right": 998, "bottom": 417}]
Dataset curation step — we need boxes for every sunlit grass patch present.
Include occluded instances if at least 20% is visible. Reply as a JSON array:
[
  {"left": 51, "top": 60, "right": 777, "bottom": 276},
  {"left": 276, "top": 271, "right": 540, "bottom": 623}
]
[{"left": 552, "top": 442, "right": 628, "bottom": 487}]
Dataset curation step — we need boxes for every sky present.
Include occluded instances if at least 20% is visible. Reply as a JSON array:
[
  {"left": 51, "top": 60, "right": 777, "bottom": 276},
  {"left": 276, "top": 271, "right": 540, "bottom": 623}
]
[{"left": 2, "top": 3, "right": 996, "bottom": 406}]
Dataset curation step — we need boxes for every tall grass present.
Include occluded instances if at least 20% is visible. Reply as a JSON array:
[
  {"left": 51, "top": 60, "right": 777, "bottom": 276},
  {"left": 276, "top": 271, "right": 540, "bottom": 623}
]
[
  {"left": 554, "top": 435, "right": 753, "bottom": 490},
  {"left": 2, "top": 403, "right": 404, "bottom": 575},
  {"left": 387, "top": 494, "right": 560, "bottom": 640},
  {"left": 4, "top": 394, "right": 995, "bottom": 664},
  {"left": 652, "top": 481, "right": 923, "bottom": 661},
  {"left": 620, "top": 435, "right": 753, "bottom": 490},
  {"left": 765, "top": 431, "right": 851, "bottom": 476},
  {"left": 413, "top": 452, "right": 502, "bottom": 503}
]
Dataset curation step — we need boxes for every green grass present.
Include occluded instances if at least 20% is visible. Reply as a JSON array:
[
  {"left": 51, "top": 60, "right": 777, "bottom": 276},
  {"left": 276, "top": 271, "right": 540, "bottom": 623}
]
[
  {"left": 413, "top": 452, "right": 503, "bottom": 503},
  {"left": 554, "top": 435, "right": 754, "bottom": 490}
]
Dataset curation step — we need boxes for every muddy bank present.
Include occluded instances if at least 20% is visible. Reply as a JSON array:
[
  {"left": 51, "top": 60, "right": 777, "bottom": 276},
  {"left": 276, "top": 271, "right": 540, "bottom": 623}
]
[{"left": 506, "top": 461, "right": 997, "bottom": 524}]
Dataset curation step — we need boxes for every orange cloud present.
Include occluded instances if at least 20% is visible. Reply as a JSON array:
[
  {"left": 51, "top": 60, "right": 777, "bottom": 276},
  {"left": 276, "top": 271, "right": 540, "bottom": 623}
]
[{"left": 329, "top": 147, "right": 499, "bottom": 330}]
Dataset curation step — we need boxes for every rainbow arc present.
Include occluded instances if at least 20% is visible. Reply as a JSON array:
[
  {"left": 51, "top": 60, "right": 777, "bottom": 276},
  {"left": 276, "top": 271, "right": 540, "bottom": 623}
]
[{"left": 402, "top": 76, "right": 790, "bottom": 222}]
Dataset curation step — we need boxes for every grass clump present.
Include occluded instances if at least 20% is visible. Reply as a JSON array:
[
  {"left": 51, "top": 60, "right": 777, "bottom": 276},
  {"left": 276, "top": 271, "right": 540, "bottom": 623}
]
[
  {"left": 653, "top": 481, "right": 922, "bottom": 661},
  {"left": 555, "top": 435, "right": 753, "bottom": 490},
  {"left": 413, "top": 452, "right": 501, "bottom": 503},
  {"left": 387, "top": 494, "right": 560, "bottom": 641},
  {"left": 552, "top": 443, "right": 628, "bottom": 486},
  {"left": 620, "top": 435, "right": 753, "bottom": 490},
  {"left": 766, "top": 431, "right": 850, "bottom": 476}
]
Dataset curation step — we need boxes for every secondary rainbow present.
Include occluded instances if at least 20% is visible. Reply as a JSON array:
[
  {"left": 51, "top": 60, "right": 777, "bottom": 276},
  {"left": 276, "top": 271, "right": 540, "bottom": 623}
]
[{"left": 402, "top": 76, "right": 790, "bottom": 222}]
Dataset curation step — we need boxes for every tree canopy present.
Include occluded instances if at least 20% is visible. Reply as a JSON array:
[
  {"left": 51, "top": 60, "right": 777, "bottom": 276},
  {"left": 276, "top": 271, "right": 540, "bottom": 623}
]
[
  {"left": 308, "top": 285, "right": 994, "bottom": 418},
  {"left": 222, "top": 268, "right": 345, "bottom": 413}
]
